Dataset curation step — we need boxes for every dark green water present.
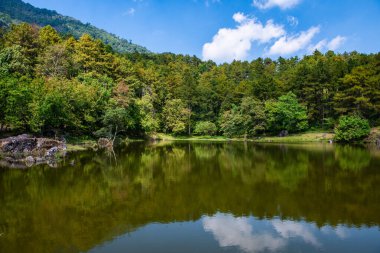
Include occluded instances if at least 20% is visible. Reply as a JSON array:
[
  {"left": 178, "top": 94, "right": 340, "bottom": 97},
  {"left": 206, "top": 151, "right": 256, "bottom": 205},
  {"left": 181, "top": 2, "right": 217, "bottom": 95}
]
[{"left": 0, "top": 142, "right": 380, "bottom": 253}]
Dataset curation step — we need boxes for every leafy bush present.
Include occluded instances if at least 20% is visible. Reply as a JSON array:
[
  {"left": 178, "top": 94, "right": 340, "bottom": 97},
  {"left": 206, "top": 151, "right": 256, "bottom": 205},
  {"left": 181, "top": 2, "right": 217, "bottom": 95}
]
[
  {"left": 265, "top": 92, "right": 308, "bottom": 133},
  {"left": 334, "top": 115, "right": 370, "bottom": 142},
  {"left": 194, "top": 121, "right": 217, "bottom": 136}
]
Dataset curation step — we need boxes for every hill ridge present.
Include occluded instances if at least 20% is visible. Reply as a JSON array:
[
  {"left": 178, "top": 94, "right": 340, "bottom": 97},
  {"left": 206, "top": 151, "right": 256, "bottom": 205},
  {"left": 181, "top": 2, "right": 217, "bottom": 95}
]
[{"left": 0, "top": 0, "right": 150, "bottom": 54}]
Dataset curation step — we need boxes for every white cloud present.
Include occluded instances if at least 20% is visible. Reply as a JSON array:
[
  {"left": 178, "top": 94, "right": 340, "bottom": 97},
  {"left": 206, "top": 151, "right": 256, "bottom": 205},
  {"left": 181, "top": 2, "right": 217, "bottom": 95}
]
[
  {"left": 272, "top": 220, "right": 321, "bottom": 247},
  {"left": 287, "top": 15, "right": 299, "bottom": 26},
  {"left": 308, "top": 39, "right": 327, "bottom": 53},
  {"left": 321, "top": 225, "right": 350, "bottom": 239},
  {"left": 202, "top": 13, "right": 285, "bottom": 63},
  {"left": 203, "top": 214, "right": 286, "bottom": 253},
  {"left": 327, "top": 35, "right": 346, "bottom": 50},
  {"left": 308, "top": 35, "right": 346, "bottom": 53},
  {"left": 268, "top": 26, "right": 320, "bottom": 55},
  {"left": 233, "top": 12, "right": 248, "bottom": 23},
  {"left": 253, "top": 0, "right": 302, "bottom": 10}
]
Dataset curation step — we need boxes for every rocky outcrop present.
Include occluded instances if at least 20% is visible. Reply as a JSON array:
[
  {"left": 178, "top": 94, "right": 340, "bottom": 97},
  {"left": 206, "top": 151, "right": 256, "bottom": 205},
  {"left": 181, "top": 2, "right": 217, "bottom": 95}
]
[{"left": 0, "top": 135, "right": 66, "bottom": 168}]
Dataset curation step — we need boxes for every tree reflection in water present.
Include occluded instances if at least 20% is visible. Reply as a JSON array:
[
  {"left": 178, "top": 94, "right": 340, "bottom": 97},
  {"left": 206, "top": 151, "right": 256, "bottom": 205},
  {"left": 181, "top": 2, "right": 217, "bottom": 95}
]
[{"left": 0, "top": 142, "right": 379, "bottom": 253}]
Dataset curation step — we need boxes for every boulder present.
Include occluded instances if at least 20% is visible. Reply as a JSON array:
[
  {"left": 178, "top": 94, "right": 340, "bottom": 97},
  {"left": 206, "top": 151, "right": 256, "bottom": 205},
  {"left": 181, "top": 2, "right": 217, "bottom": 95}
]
[
  {"left": 45, "top": 147, "right": 59, "bottom": 158},
  {"left": 25, "top": 156, "right": 35, "bottom": 167},
  {"left": 279, "top": 130, "right": 289, "bottom": 137},
  {"left": 0, "top": 135, "right": 67, "bottom": 168}
]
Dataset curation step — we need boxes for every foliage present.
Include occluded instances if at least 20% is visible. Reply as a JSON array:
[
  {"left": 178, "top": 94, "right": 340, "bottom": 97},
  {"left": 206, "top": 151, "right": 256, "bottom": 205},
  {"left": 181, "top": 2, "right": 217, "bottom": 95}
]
[
  {"left": 219, "top": 106, "right": 244, "bottom": 138},
  {"left": 162, "top": 99, "right": 190, "bottom": 135},
  {"left": 266, "top": 92, "right": 309, "bottom": 133},
  {"left": 194, "top": 121, "right": 217, "bottom": 136},
  {"left": 136, "top": 94, "right": 159, "bottom": 134},
  {"left": 334, "top": 115, "right": 370, "bottom": 142},
  {"left": 0, "top": 22, "right": 379, "bottom": 141}
]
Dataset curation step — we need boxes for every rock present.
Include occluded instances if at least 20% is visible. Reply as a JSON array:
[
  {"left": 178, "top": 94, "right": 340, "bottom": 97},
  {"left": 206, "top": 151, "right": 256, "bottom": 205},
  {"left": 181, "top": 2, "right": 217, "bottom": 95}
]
[
  {"left": 35, "top": 157, "right": 45, "bottom": 163},
  {"left": 279, "top": 130, "right": 289, "bottom": 137},
  {"left": 45, "top": 147, "right": 59, "bottom": 158},
  {"left": 0, "top": 135, "right": 67, "bottom": 168},
  {"left": 24, "top": 156, "right": 35, "bottom": 167}
]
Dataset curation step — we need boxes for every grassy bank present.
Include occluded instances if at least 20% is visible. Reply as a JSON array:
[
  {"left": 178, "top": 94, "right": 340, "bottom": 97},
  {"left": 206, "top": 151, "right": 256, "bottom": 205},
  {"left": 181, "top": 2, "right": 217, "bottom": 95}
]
[
  {"left": 151, "top": 132, "right": 335, "bottom": 143},
  {"left": 252, "top": 132, "right": 334, "bottom": 143},
  {"left": 66, "top": 136, "right": 97, "bottom": 152}
]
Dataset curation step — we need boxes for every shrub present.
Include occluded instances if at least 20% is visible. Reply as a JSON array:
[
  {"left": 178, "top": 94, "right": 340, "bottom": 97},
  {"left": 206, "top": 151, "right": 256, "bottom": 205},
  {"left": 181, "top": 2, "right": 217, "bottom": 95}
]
[
  {"left": 334, "top": 115, "right": 370, "bottom": 142},
  {"left": 194, "top": 121, "right": 217, "bottom": 136},
  {"left": 265, "top": 92, "right": 308, "bottom": 133}
]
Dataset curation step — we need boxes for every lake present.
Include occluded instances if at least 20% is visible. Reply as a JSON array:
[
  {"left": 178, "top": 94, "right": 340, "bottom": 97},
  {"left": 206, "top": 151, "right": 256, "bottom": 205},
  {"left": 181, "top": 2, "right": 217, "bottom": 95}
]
[{"left": 0, "top": 141, "right": 380, "bottom": 253}]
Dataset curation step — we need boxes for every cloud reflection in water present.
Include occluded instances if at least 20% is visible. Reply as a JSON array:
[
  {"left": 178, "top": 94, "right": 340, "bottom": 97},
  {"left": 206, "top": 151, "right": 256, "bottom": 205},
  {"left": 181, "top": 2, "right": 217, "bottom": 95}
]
[{"left": 203, "top": 213, "right": 328, "bottom": 253}]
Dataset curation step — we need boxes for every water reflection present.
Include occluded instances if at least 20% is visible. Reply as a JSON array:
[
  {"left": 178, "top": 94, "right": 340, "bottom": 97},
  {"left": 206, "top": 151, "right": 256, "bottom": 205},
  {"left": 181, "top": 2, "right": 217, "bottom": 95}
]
[
  {"left": 272, "top": 220, "right": 320, "bottom": 247},
  {"left": 203, "top": 214, "right": 286, "bottom": 253},
  {"left": 0, "top": 142, "right": 379, "bottom": 253},
  {"left": 203, "top": 213, "right": 372, "bottom": 253}
]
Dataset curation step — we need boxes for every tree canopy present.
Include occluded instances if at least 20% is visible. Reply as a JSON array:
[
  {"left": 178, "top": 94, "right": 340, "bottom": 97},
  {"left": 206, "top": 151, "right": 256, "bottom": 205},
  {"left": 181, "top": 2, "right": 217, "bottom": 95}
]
[{"left": 0, "top": 23, "right": 379, "bottom": 139}]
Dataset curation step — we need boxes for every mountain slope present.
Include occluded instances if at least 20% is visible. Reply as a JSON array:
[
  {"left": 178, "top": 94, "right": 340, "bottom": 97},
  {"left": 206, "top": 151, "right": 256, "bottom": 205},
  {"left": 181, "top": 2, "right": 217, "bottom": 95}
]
[{"left": 0, "top": 0, "right": 150, "bottom": 54}]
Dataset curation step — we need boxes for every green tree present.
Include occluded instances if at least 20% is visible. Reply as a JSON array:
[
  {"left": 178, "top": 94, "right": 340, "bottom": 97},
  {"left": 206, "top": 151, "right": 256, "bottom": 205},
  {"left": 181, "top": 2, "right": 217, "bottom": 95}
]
[
  {"left": 95, "top": 106, "right": 137, "bottom": 138},
  {"left": 240, "top": 97, "right": 266, "bottom": 137},
  {"left": 334, "top": 115, "right": 370, "bottom": 142},
  {"left": 4, "top": 23, "right": 39, "bottom": 61},
  {"left": 266, "top": 92, "right": 308, "bottom": 133},
  {"left": 137, "top": 94, "right": 159, "bottom": 134},
  {"left": 162, "top": 99, "right": 190, "bottom": 135},
  {"left": 334, "top": 59, "right": 380, "bottom": 122},
  {"left": 38, "top": 25, "right": 61, "bottom": 48},
  {"left": 219, "top": 106, "right": 244, "bottom": 138},
  {"left": 4, "top": 78, "right": 33, "bottom": 131},
  {"left": 36, "top": 44, "right": 74, "bottom": 78},
  {"left": 30, "top": 78, "right": 106, "bottom": 134},
  {"left": 194, "top": 121, "right": 217, "bottom": 136},
  {"left": 0, "top": 45, "right": 31, "bottom": 76},
  {"left": 74, "top": 34, "right": 113, "bottom": 75}
]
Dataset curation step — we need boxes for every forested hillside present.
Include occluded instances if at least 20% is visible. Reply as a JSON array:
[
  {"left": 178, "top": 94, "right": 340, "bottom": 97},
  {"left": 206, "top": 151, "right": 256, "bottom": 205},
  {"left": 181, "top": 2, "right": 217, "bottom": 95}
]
[
  {"left": 0, "top": 0, "right": 149, "bottom": 54},
  {"left": 0, "top": 23, "right": 379, "bottom": 139}
]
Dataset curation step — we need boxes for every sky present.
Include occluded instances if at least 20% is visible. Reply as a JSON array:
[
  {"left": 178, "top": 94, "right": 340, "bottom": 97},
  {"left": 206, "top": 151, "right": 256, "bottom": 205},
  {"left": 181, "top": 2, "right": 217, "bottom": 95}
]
[{"left": 24, "top": 0, "right": 380, "bottom": 63}]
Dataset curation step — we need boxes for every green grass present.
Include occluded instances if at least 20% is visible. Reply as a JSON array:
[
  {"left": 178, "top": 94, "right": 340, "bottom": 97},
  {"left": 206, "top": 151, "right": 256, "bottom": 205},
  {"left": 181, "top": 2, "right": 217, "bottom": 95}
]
[
  {"left": 66, "top": 136, "right": 97, "bottom": 151},
  {"left": 152, "top": 133, "right": 229, "bottom": 141},
  {"left": 252, "top": 132, "right": 334, "bottom": 143},
  {"left": 151, "top": 132, "right": 335, "bottom": 143}
]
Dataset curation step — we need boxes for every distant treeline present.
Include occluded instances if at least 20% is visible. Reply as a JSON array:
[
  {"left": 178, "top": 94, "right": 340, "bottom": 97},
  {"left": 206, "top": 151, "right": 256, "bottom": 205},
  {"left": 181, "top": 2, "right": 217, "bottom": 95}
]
[{"left": 0, "top": 23, "right": 379, "bottom": 138}]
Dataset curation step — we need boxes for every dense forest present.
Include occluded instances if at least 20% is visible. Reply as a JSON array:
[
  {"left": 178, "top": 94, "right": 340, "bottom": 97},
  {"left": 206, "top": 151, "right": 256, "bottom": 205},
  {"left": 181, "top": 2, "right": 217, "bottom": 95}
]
[
  {"left": 0, "top": 23, "right": 379, "bottom": 140},
  {"left": 0, "top": 0, "right": 149, "bottom": 54}
]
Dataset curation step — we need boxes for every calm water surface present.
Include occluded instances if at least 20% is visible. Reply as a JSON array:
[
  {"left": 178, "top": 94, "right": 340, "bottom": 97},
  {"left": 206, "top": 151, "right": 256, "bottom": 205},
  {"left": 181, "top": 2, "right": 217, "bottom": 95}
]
[{"left": 0, "top": 142, "right": 380, "bottom": 253}]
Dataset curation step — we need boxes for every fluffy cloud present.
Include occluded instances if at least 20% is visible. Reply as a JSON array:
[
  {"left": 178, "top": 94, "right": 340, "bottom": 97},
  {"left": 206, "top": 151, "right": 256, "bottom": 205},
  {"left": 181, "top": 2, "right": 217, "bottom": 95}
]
[
  {"left": 327, "top": 36, "right": 346, "bottom": 50},
  {"left": 202, "top": 13, "right": 285, "bottom": 63},
  {"left": 308, "top": 35, "right": 346, "bottom": 53},
  {"left": 272, "top": 220, "right": 321, "bottom": 247},
  {"left": 203, "top": 214, "right": 286, "bottom": 253},
  {"left": 267, "top": 26, "right": 320, "bottom": 55},
  {"left": 253, "top": 0, "right": 302, "bottom": 10}
]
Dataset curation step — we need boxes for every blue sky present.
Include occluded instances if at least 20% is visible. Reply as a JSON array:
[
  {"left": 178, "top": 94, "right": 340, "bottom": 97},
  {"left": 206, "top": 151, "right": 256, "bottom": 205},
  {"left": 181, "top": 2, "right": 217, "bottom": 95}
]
[{"left": 24, "top": 0, "right": 380, "bottom": 63}]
